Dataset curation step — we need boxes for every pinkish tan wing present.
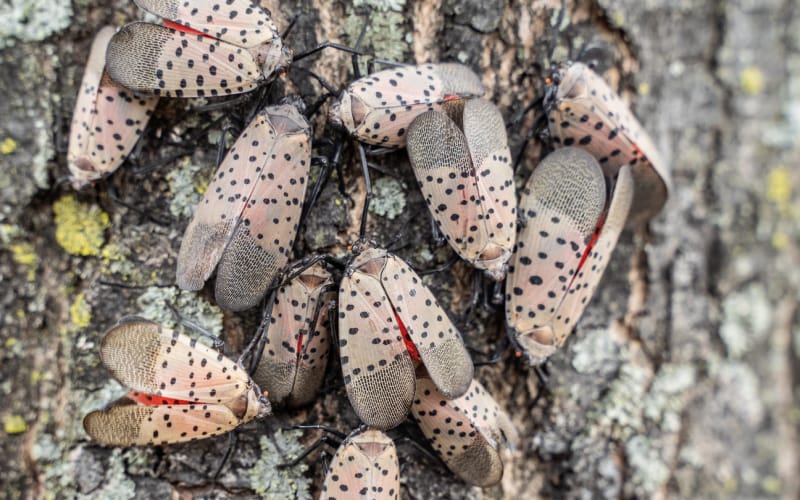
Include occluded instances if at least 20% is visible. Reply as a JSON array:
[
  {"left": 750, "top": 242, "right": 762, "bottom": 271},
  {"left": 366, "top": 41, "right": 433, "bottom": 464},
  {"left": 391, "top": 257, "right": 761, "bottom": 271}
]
[
  {"left": 106, "top": 22, "right": 264, "bottom": 98},
  {"left": 321, "top": 429, "right": 400, "bottom": 499},
  {"left": 83, "top": 399, "right": 243, "bottom": 446},
  {"left": 100, "top": 318, "right": 254, "bottom": 409},
  {"left": 407, "top": 98, "right": 514, "bottom": 281},
  {"left": 253, "top": 262, "right": 334, "bottom": 408},
  {"left": 411, "top": 377, "right": 518, "bottom": 487},
  {"left": 329, "top": 63, "right": 485, "bottom": 147},
  {"left": 176, "top": 104, "right": 311, "bottom": 311},
  {"left": 133, "top": 0, "right": 280, "bottom": 48},
  {"left": 339, "top": 248, "right": 416, "bottom": 430},
  {"left": 505, "top": 148, "right": 608, "bottom": 365},
  {"left": 379, "top": 252, "right": 473, "bottom": 399},
  {"left": 546, "top": 62, "right": 670, "bottom": 227},
  {"left": 551, "top": 165, "right": 633, "bottom": 346},
  {"left": 68, "top": 26, "right": 157, "bottom": 189}
]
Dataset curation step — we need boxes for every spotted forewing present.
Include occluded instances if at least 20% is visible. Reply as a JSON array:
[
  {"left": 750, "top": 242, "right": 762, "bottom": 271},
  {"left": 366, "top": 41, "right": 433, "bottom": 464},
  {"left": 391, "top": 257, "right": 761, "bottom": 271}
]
[
  {"left": 321, "top": 428, "right": 400, "bottom": 499},
  {"left": 329, "top": 63, "right": 485, "bottom": 147},
  {"left": 407, "top": 98, "right": 516, "bottom": 280},
  {"left": 252, "top": 262, "right": 334, "bottom": 408},
  {"left": 68, "top": 26, "right": 157, "bottom": 189},
  {"left": 411, "top": 376, "right": 518, "bottom": 487},
  {"left": 505, "top": 148, "right": 633, "bottom": 364},
  {"left": 176, "top": 104, "right": 311, "bottom": 311},
  {"left": 83, "top": 318, "right": 271, "bottom": 446},
  {"left": 106, "top": 0, "right": 291, "bottom": 98},
  {"left": 546, "top": 62, "right": 669, "bottom": 227},
  {"left": 338, "top": 245, "right": 474, "bottom": 430}
]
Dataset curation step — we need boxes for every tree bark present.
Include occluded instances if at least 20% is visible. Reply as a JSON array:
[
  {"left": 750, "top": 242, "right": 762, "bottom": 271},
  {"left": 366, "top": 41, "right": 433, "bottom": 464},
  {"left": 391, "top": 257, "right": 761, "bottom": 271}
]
[{"left": 1, "top": 0, "right": 797, "bottom": 498}]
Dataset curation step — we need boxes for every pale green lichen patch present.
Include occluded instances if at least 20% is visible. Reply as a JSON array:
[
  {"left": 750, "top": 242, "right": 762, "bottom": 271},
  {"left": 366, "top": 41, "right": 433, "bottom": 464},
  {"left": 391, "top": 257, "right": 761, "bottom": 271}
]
[
  {"left": 167, "top": 158, "right": 213, "bottom": 219},
  {"left": 643, "top": 364, "right": 696, "bottom": 433},
  {"left": 136, "top": 286, "right": 223, "bottom": 336},
  {"left": 343, "top": 0, "right": 408, "bottom": 65},
  {"left": 245, "top": 430, "right": 311, "bottom": 499},
  {"left": 571, "top": 328, "right": 619, "bottom": 374},
  {"left": 369, "top": 177, "right": 406, "bottom": 220},
  {"left": 719, "top": 284, "right": 771, "bottom": 358},
  {"left": 53, "top": 195, "right": 110, "bottom": 257},
  {"left": 625, "top": 435, "right": 671, "bottom": 494},
  {"left": 0, "top": 0, "right": 72, "bottom": 49},
  {"left": 588, "top": 360, "right": 649, "bottom": 441}
]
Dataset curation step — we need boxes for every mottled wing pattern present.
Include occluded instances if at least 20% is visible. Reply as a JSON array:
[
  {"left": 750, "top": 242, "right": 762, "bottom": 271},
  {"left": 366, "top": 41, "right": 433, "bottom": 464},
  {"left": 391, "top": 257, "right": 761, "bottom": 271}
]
[
  {"left": 505, "top": 148, "right": 606, "bottom": 364},
  {"left": 552, "top": 165, "right": 633, "bottom": 345},
  {"left": 547, "top": 62, "right": 669, "bottom": 226},
  {"left": 380, "top": 253, "right": 473, "bottom": 399},
  {"left": 68, "top": 26, "right": 157, "bottom": 188},
  {"left": 432, "top": 63, "right": 486, "bottom": 96},
  {"left": 84, "top": 399, "right": 241, "bottom": 446},
  {"left": 461, "top": 98, "right": 515, "bottom": 279},
  {"left": 339, "top": 249, "right": 416, "bottom": 430},
  {"left": 134, "top": 0, "right": 279, "bottom": 48},
  {"left": 321, "top": 429, "right": 400, "bottom": 499},
  {"left": 412, "top": 377, "right": 517, "bottom": 487},
  {"left": 100, "top": 318, "right": 250, "bottom": 406},
  {"left": 214, "top": 107, "right": 311, "bottom": 310},
  {"left": 253, "top": 263, "right": 333, "bottom": 408},
  {"left": 106, "top": 22, "right": 262, "bottom": 98}
]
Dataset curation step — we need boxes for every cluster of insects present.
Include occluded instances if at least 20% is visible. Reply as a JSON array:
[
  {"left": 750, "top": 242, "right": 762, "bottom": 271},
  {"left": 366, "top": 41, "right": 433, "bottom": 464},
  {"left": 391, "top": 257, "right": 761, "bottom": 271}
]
[{"left": 70, "top": 0, "right": 671, "bottom": 496}]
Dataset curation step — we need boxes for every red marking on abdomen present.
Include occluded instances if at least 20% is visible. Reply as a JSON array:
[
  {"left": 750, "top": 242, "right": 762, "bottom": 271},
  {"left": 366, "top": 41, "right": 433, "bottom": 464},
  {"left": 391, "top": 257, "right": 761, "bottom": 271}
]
[
  {"left": 163, "top": 20, "right": 212, "bottom": 39},
  {"left": 128, "top": 390, "right": 193, "bottom": 406},
  {"left": 394, "top": 310, "right": 421, "bottom": 362}
]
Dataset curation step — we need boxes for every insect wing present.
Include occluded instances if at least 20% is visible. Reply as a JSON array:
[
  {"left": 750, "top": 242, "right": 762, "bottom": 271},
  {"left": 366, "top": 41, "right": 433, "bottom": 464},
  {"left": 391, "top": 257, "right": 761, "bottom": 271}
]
[
  {"left": 106, "top": 22, "right": 262, "bottom": 98},
  {"left": 412, "top": 377, "right": 518, "bottom": 487},
  {"left": 547, "top": 62, "right": 669, "bottom": 226},
  {"left": 68, "top": 26, "right": 157, "bottom": 188},
  {"left": 461, "top": 98, "right": 516, "bottom": 279},
  {"left": 321, "top": 429, "right": 400, "bottom": 499},
  {"left": 99, "top": 318, "right": 252, "bottom": 408},
  {"left": 339, "top": 249, "right": 416, "bottom": 430},
  {"left": 380, "top": 253, "right": 473, "bottom": 399},
  {"left": 553, "top": 165, "right": 633, "bottom": 344},
  {"left": 505, "top": 148, "right": 606, "bottom": 364},
  {"left": 253, "top": 262, "right": 333, "bottom": 408},
  {"left": 213, "top": 106, "right": 311, "bottom": 310},
  {"left": 84, "top": 398, "right": 242, "bottom": 446},
  {"left": 133, "top": 0, "right": 280, "bottom": 48}
]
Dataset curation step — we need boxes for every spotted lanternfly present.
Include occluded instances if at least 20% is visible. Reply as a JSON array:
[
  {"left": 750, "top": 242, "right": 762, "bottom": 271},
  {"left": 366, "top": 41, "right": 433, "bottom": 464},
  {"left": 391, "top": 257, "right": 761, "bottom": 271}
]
[
  {"left": 411, "top": 376, "right": 518, "bottom": 487},
  {"left": 83, "top": 318, "right": 271, "bottom": 446},
  {"left": 176, "top": 103, "right": 311, "bottom": 311},
  {"left": 545, "top": 61, "right": 670, "bottom": 227},
  {"left": 106, "top": 0, "right": 292, "bottom": 98},
  {"left": 505, "top": 148, "right": 633, "bottom": 365},
  {"left": 321, "top": 428, "right": 400, "bottom": 499},
  {"left": 67, "top": 26, "right": 157, "bottom": 189},
  {"left": 329, "top": 63, "right": 485, "bottom": 147},
  {"left": 338, "top": 243, "right": 474, "bottom": 430},
  {"left": 252, "top": 262, "right": 335, "bottom": 408},
  {"left": 406, "top": 98, "right": 516, "bottom": 281}
]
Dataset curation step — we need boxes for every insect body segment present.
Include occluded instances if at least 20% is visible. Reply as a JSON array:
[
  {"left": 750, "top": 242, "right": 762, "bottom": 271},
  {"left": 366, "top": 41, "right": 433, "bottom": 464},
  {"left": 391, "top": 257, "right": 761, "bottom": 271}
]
[
  {"left": 338, "top": 244, "right": 474, "bottom": 430},
  {"left": 68, "top": 26, "right": 157, "bottom": 189},
  {"left": 321, "top": 428, "right": 400, "bottom": 499},
  {"left": 545, "top": 62, "right": 669, "bottom": 227},
  {"left": 83, "top": 318, "right": 271, "bottom": 446},
  {"left": 106, "top": 0, "right": 291, "bottom": 98},
  {"left": 505, "top": 148, "right": 633, "bottom": 365},
  {"left": 407, "top": 98, "right": 516, "bottom": 281},
  {"left": 329, "top": 63, "right": 485, "bottom": 147},
  {"left": 253, "top": 262, "right": 335, "bottom": 408},
  {"left": 412, "top": 377, "right": 518, "bottom": 487},
  {"left": 176, "top": 104, "right": 311, "bottom": 311}
]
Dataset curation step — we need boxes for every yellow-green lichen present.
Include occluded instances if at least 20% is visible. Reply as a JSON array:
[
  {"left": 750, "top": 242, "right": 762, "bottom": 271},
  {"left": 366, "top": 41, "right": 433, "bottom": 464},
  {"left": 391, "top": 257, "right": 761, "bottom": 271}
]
[
  {"left": 69, "top": 293, "right": 92, "bottom": 328},
  {"left": 766, "top": 166, "right": 791, "bottom": 207},
  {"left": 3, "top": 414, "right": 27, "bottom": 434},
  {"left": 167, "top": 159, "right": 211, "bottom": 219},
  {"left": 1, "top": 137, "right": 17, "bottom": 154},
  {"left": 53, "top": 195, "right": 110, "bottom": 256},
  {"left": 246, "top": 430, "right": 311, "bottom": 499},
  {"left": 10, "top": 242, "right": 38, "bottom": 281},
  {"left": 740, "top": 66, "right": 765, "bottom": 95}
]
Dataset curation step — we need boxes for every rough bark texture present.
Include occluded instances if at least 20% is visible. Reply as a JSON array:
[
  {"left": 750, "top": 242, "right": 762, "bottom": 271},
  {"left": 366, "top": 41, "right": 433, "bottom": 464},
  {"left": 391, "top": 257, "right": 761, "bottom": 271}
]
[{"left": 1, "top": 0, "right": 798, "bottom": 498}]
